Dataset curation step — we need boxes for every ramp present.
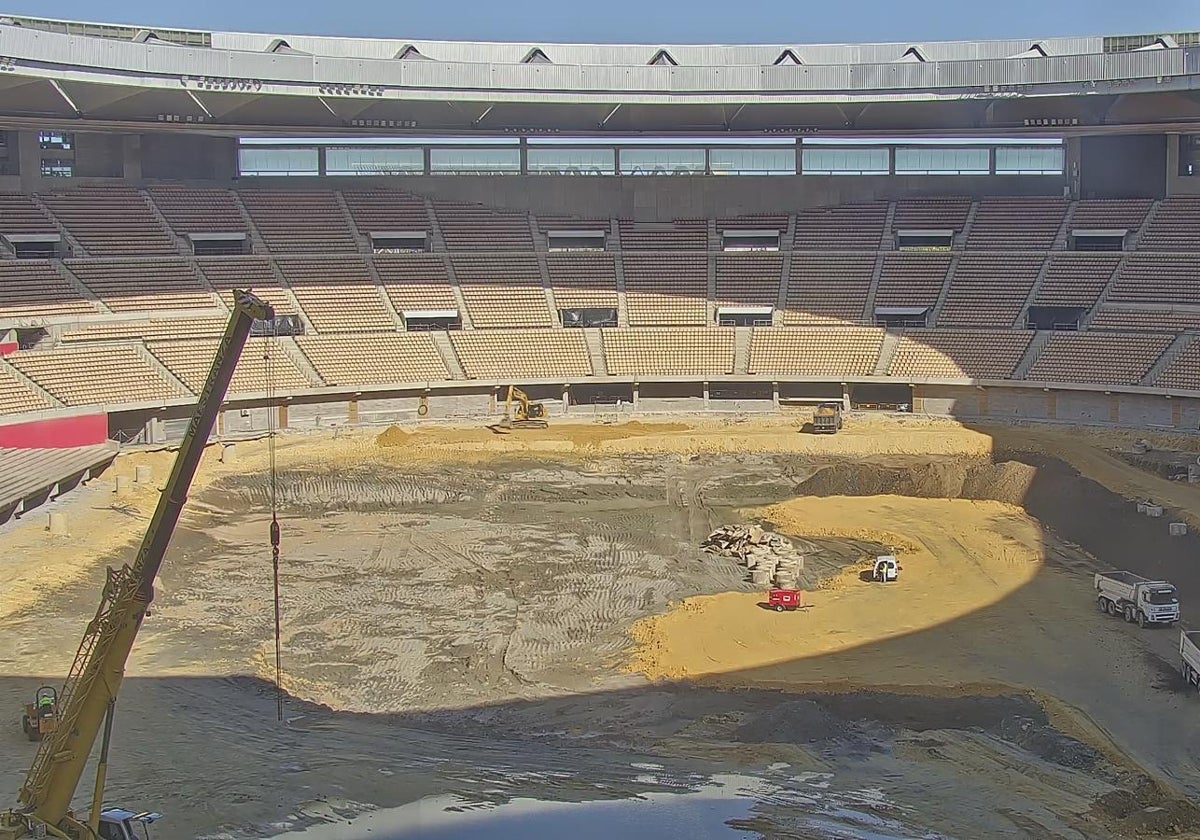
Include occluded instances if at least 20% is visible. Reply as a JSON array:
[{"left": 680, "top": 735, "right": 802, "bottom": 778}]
[{"left": 0, "top": 443, "right": 118, "bottom": 523}]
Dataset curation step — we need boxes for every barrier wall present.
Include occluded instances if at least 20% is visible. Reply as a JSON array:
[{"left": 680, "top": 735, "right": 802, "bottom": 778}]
[{"left": 0, "top": 411, "right": 107, "bottom": 448}]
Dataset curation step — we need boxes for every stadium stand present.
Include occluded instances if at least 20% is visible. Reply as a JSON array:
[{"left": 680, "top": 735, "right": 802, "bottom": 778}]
[
  {"left": 793, "top": 202, "right": 887, "bottom": 250},
  {"left": 238, "top": 190, "right": 358, "bottom": 253},
  {"left": 1156, "top": 338, "right": 1200, "bottom": 391},
  {"left": 937, "top": 254, "right": 1043, "bottom": 327},
  {"left": 451, "top": 329, "right": 592, "bottom": 378},
  {"left": 874, "top": 253, "right": 951, "bottom": 310},
  {"left": 295, "top": 333, "right": 449, "bottom": 385},
  {"left": 1137, "top": 197, "right": 1200, "bottom": 251},
  {"left": 434, "top": 203, "right": 533, "bottom": 250},
  {"left": 966, "top": 198, "right": 1066, "bottom": 249},
  {"left": 1068, "top": 198, "right": 1153, "bottom": 232},
  {"left": 65, "top": 259, "right": 218, "bottom": 313},
  {"left": 6, "top": 343, "right": 189, "bottom": 405},
  {"left": 39, "top": 189, "right": 178, "bottom": 257},
  {"left": 374, "top": 253, "right": 458, "bottom": 312},
  {"left": 888, "top": 329, "right": 1034, "bottom": 379},
  {"left": 451, "top": 254, "right": 552, "bottom": 327},
  {"left": 1089, "top": 308, "right": 1200, "bottom": 333},
  {"left": 342, "top": 190, "right": 431, "bottom": 235},
  {"left": 0, "top": 365, "right": 54, "bottom": 415},
  {"left": 1109, "top": 255, "right": 1200, "bottom": 305},
  {"left": 275, "top": 255, "right": 395, "bottom": 332},
  {"left": 714, "top": 253, "right": 783, "bottom": 307},
  {"left": 545, "top": 253, "right": 619, "bottom": 308},
  {"left": 748, "top": 327, "right": 883, "bottom": 376},
  {"left": 146, "top": 187, "right": 246, "bottom": 234},
  {"left": 146, "top": 338, "right": 313, "bottom": 395},
  {"left": 783, "top": 254, "right": 874, "bottom": 324},
  {"left": 890, "top": 198, "right": 972, "bottom": 235},
  {"left": 1034, "top": 254, "right": 1121, "bottom": 307},
  {"left": 0, "top": 193, "right": 59, "bottom": 235},
  {"left": 195, "top": 256, "right": 297, "bottom": 315},
  {"left": 622, "top": 254, "right": 708, "bottom": 325},
  {"left": 618, "top": 220, "right": 708, "bottom": 250},
  {"left": 61, "top": 317, "right": 228, "bottom": 343},
  {"left": 0, "top": 261, "right": 95, "bottom": 320},
  {"left": 1026, "top": 332, "right": 1174, "bottom": 386},
  {"left": 603, "top": 327, "right": 734, "bottom": 376}
]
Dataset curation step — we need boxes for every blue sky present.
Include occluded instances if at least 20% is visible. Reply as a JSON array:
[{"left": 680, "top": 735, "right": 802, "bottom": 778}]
[{"left": 2, "top": 0, "right": 1194, "bottom": 43}]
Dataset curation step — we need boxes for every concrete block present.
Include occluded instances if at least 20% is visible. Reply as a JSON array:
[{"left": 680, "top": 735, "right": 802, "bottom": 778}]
[{"left": 47, "top": 512, "right": 68, "bottom": 535}]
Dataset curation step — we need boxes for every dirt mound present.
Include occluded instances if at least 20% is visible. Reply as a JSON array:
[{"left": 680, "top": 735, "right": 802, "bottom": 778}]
[
  {"left": 1093, "top": 775, "right": 1200, "bottom": 837},
  {"left": 797, "top": 457, "right": 1036, "bottom": 506},
  {"left": 376, "top": 425, "right": 410, "bottom": 447}
]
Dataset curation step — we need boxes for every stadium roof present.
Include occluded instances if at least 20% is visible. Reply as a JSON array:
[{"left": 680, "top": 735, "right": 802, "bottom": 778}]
[{"left": 0, "top": 15, "right": 1197, "bottom": 137}]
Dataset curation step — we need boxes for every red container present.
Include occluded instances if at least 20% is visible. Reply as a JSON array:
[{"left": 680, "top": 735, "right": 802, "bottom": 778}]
[{"left": 768, "top": 588, "right": 803, "bottom": 612}]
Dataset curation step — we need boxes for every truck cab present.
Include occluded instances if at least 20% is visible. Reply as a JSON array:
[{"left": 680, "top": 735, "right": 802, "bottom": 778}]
[{"left": 97, "top": 809, "right": 162, "bottom": 840}]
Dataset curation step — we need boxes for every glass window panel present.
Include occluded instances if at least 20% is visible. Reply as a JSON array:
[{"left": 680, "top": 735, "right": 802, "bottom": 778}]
[
  {"left": 429, "top": 147, "right": 521, "bottom": 174},
  {"left": 618, "top": 148, "right": 705, "bottom": 175},
  {"left": 995, "top": 146, "right": 1064, "bottom": 174},
  {"left": 326, "top": 146, "right": 424, "bottom": 175},
  {"left": 527, "top": 147, "right": 615, "bottom": 175},
  {"left": 895, "top": 147, "right": 989, "bottom": 175},
  {"left": 802, "top": 147, "right": 888, "bottom": 175},
  {"left": 238, "top": 147, "right": 318, "bottom": 176},
  {"left": 709, "top": 148, "right": 795, "bottom": 175}
]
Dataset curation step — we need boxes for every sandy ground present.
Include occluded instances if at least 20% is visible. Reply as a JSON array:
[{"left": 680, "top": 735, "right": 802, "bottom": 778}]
[{"left": 3, "top": 414, "right": 1200, "bottom": 839}]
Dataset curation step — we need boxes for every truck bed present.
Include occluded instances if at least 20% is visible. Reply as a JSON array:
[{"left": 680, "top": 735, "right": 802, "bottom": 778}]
[{"left": 1097, "top": 570, "right": 1148, "bottom": 586}]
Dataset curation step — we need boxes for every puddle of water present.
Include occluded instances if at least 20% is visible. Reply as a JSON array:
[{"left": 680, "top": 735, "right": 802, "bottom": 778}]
[{"left": 266, "top": 773, "right": 943, "bottom": 840}]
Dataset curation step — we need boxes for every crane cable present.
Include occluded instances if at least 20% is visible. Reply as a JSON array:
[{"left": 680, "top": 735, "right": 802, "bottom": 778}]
[{"left": 264, "top": 321, "right": 285, "bottom": 722}]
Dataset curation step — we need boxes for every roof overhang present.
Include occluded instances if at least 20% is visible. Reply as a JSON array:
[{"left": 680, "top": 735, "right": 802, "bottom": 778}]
[
  {"left": 1071, "top": 228, "right": 1129, "bottom": 237},
  {"left": 875, "top": 305, "right": 930, "bottom": 315},
  {"left": 402, "top": 309, "right": 458, "bottom": 319},
  {"left": 2, "top": 232, "right": 59, "bottom": 243},
  {"left": 186, "top": 231, "right": 245, "bottom": 241},
  {"left": 0, "top": 22, "right": 1196, "bottom": 136},
  {"left": 717, "top": 305, "right": 774, "bottom": 315}
]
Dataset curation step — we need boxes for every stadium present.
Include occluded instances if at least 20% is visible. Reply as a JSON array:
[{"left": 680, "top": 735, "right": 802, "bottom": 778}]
[{"left": 2, "top": 12, "right": 1200, "bottom": 840}]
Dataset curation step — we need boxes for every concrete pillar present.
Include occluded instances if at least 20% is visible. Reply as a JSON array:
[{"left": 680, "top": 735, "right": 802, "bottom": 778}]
[
  {"left": 632, "top": 381, "right": 640, "bottom": 411},
  {"left": 217, "top": 410, "right": 226, "bottom": 436},
  {"left": 1172, "top": 400, "right": 1183, "bottom": 428},
  {"left": 911, "top": 386, "right": 924, "bottom": 414},
  {"left": 772, "top": 381, "right": 780, "bottom": 410},
  {"left": 519, "top": 137, "right": 528, "bottom": 175},
  {"left": 47, "top": 512, "right": 68, "bottom": 535},
  {"left": 348, "top": 399, "right": 360, "bottom": 424},
  {"left": 1109, "top": 395, "right": 1120, "bottom": 424},
  {"left": 122, "top": 134, "right": 142, "bottom": 181},
  {"left": 977, "top": 388, "right": 989, "bottom": 416},
  {"left": 17, "top": 130, "right": 40, "bottom": 187},
  {"left": 1064, "top": 136, "right": 1082, "bottom": 199},
  {"left": 277, "top": 403, "right": 289, "bottom": 429},
  {"left": 702, "top": 380, "right": 710, "bottom": 409},
  {"left": 134, "top": 465, "right": 152, "bottom": 484},
  {"left": 114, "top": 475, "right": 132, "bottom": 496},
  {"left": 841, "top": 383, "right": 850, "bottom": 411},
  {"left": 220, "top": 443, "right": 237, "bottom": 464},
  {"left": 561, "top": 384, "right": 570, "bottom": 414},
  {"left": 144, "top": 417, "right": 165, "bottom": 445},
  {"left": 1046, "top": 391, "right": 1057, "bottom": 420}
]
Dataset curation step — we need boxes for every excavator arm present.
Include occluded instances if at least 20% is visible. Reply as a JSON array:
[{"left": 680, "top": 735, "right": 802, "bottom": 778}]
[{"left": 2, "top": 290, "right": 273, "bottom": 840}]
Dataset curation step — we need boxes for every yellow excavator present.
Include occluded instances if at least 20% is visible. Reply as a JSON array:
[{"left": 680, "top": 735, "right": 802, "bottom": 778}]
[
  {"left": 498, "top": 385, "right": 548, "bottom": 430},
  {"left": 1, "top": 290, "right": 273, "bottom": 840}
]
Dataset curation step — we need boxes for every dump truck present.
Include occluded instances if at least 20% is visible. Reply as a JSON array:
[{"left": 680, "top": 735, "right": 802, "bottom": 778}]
[
  {"left": 1180, "top": 630, "right": 1200, "bottom": 689},
  {"left": 812, "top": 402, "right": 843, "bottom": 434},
  {"left": 1094, "top": 571, "right": 1180, "bottom": 627}
]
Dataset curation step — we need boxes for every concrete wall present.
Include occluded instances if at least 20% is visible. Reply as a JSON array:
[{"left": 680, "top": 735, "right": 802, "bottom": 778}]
[
  {"left": 913, "top": 385, "right": 981, "bottom": 417},
  {"left": 142, "top": 133, "right": 238, "bottom": 181}
]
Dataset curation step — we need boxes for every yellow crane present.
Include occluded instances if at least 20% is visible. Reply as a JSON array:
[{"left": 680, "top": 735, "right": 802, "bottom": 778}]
[{"left": 1, "top": 290, "right": 274, "bottom": 840}]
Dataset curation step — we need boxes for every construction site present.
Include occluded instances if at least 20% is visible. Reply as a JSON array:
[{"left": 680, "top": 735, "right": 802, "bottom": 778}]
[{"left": 3, "top": 413, "right": 1200, "bottom": 839}]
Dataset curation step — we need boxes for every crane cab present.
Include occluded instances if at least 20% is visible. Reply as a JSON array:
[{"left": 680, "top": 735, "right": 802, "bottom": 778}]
[{"left": 97, "top": 809, "right": 162, "bottom": 840}]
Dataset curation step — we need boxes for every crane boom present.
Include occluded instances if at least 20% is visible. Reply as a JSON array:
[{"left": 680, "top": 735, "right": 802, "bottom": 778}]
[{"left": 2, "top": 290, "right": 273, "bottom": 840}]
